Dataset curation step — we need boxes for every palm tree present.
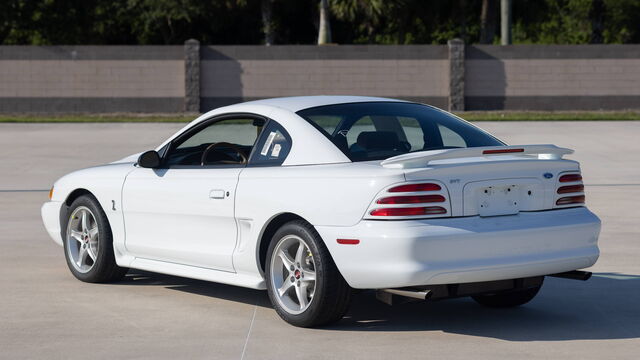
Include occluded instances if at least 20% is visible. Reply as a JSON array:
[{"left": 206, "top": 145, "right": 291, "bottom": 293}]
[{"left": 318, "top": 0, "right": 332, "bottom": 44}]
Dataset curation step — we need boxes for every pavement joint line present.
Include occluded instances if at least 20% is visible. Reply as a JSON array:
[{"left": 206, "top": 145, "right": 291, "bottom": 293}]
[
  {"left": 240, "top": 306, "right": 257, "bottom": 360},
  {"left": 585, "top": 184, "right": 640, "bottom": 187},
  {"left": 0, "top": 189, "right": 49, "bottom": 192}
]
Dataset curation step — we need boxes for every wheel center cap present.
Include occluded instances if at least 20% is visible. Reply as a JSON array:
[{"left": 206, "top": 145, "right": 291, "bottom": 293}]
[
  {"left": 294, "top": 269, "right": 301, "bottom": 279},
  {"left": 84, "top": 235, "right": 89, "bottom": 242}
]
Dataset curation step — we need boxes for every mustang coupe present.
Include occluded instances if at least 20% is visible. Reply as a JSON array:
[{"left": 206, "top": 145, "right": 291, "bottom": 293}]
[{"left": 41, "top": 96, "right": 600, "bottom": 327}]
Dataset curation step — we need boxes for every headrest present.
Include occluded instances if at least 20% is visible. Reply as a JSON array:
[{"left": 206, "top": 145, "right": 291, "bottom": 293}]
[{"left": 356, "top": 131, "right": 400, "bottom": 150}]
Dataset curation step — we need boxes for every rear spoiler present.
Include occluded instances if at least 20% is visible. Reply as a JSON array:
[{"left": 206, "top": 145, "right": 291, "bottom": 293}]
[{"left": 381, "top": 144, "right": 574, "bottom": 169}]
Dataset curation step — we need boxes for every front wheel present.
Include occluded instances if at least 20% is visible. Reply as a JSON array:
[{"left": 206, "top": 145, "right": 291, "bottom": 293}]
[
  {"left": 265, "top": 220, "right": 352, "bottom": 327},
  {"left": 471, "top": 281, "right": 543, "bottom": 308},
  {"left": 62, "top": 194, "right": 128, "bottom": 283}
]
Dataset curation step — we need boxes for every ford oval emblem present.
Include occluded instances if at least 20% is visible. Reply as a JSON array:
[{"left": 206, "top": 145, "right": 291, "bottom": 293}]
[{"left": 543, "top": 173, "right": 553, "bottom": 179}]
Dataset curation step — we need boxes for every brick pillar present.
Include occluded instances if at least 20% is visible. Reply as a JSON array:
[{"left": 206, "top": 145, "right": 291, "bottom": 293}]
[
  {"left": 184, "top": 39, "right": 200, "bottom": 112},
  {"left": 448, "top": 38, "right": 465, "bottom": 112}
]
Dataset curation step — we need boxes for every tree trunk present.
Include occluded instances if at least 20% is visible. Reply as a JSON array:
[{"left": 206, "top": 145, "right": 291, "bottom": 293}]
[
  {"left": 500, "top": 0, "right": 512, "bottom": 45},
  {"left": 262, "top": 0, "right": 275, "bottom": 46},
  {"left": 590, "top": 0, "right": 605, "bottom": 44},
  {"left": 479, "top": 0, "right": 497, "bottom": 44},
  {"left": 317, "top": 0, "right": 332, "bottom": 45}
]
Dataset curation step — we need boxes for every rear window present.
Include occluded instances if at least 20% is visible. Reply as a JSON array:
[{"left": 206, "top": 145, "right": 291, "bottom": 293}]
[{"left": 297, "top": 102, "right": 503, "bottom": 162}]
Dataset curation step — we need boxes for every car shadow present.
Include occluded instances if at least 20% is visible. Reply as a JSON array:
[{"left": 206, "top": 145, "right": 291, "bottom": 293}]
[
  {"left": 116, "top": 271, "right": 640, "bottom": 341},
  {"left": 118, "top": 271, "right": 272, "bottom": 308},
  {"left": 331, "top": 272, "right": 640, "bottom": 341}
]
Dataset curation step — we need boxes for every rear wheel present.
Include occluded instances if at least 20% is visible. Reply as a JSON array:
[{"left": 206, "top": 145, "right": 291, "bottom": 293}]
[
  {"left": 62, "top": 195, "right": 128, "bottom": 283},
  {"left": 265, "top": 220, "right": 351, "bottom": 327},
  {"left": 472, "top": 281, "right": 543, "bottom": 308}
]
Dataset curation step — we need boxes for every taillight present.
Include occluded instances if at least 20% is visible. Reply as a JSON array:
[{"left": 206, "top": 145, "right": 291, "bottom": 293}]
[
  {"left": 370, "top": 207, "right": 447, "bottom": 216},
  {"left": 555, "top": 172, "right": 585, "bottom": 207},
  {"left": 367, "top": 182, "right": 450, "bottom": 219},
  {"left": 376, "top": 195, "right": 445, "bottom": 204},
  {"left": 556, "top": 195, "right": 585, "bottom": 206},
  {"left": 389, "top": 183, "right": 441, "bottom": 192},
  {"left": 559, "top": 174, "right": 582, "bottom": 183},
  {"left": 557, "top": 184, "right": 584, "bottom": 194}
]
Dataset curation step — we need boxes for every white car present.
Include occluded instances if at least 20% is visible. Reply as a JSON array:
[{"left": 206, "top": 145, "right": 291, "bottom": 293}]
[{"left": 41, "top": 96, "right": 600, "bottom": 327}]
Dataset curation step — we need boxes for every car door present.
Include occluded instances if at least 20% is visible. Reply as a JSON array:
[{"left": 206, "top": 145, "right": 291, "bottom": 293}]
[{"left": 122, "top": 115, "right": 266, "bottom": 272}]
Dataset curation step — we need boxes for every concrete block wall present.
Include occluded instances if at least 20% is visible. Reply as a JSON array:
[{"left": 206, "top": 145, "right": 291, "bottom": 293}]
[
  {"left": 200, "top": 45, "right": 449, "bottom": 112},
  {"left": 0, "top": 46, "right": 184, "bottom": 112},
  {"left": 466, "top": 45, "right": 640, "bottom": 110},
  {"left": 0, "top": 44, "right": 639, "bottom": 113}
]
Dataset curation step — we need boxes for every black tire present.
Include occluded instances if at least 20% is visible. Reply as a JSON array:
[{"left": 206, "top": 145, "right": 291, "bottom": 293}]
[
  {"left": 472, "top": 281, "right": 543, "bottom": 308},
  {"left": 62, "top": 194, "right": 128, "bottom": 283},
  {"left": 265, "top": 220, "right": 352, "bottom": 327}
]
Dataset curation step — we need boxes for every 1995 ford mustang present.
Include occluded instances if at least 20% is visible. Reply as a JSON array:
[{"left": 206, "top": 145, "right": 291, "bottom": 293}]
[{"left": 41, "top": 96, "right": 600, "bottom": 327}]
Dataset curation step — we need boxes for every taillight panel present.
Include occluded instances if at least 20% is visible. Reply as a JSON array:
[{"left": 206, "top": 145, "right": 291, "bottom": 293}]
[
  {"left": 365, "top": 181, "right": 451, "bottom": 220},
  {"left": 556, "top": 195, "right": 585, "bottom": 206},
  {"left": 557, "top": 184, "right": 584, "bottom": 194},
  {"left": 376, "top": 194, "right": 445, "bottom": 204},
  {"left": 554, "top": 171, "right": 585, "bottom": 208},
  {"left": 370, "top": 207, "right": 447, "bottom": 217},
  {"left": 559, "top": 174, "right": 582, "bottom": 183},
  {"left": 388, "top": 183, "right": 441, "bottom": 192}
]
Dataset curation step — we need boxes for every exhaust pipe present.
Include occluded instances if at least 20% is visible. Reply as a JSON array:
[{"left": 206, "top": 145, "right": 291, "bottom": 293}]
[
  {"left": 376, "top": 288, "right": 431, "bottom": 305},
  {"left": 549, "top": 270, "right": 592, "bottom": 281}
]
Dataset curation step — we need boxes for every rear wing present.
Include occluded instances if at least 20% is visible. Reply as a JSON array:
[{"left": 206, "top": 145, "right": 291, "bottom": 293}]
[{"left": 381, "top": 144, "right": 574, "bottom": 169}]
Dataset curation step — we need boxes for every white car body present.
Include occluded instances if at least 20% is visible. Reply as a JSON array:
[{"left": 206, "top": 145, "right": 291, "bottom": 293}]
[{"left": 41, "top": 96, "right": 600, "bottom": 291}]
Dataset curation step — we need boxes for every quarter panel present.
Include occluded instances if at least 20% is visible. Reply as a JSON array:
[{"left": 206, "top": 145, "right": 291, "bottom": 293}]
[{"left": 233, "top": 163, "right": 406, "bottom": 276}]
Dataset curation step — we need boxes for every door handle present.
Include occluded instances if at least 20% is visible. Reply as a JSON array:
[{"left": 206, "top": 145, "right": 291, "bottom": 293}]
[{"left": 209, "top": 189, "right": 225, "bottom": 199}]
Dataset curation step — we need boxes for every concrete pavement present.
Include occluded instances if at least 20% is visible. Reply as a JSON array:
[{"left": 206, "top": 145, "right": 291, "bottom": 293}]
[{"left": 0, "top": 121, "right": 639, "bottom": 359}]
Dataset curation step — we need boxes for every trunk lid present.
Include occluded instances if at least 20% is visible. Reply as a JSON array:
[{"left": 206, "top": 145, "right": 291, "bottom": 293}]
[{"left": 384, "top": 145, "right": 580, "bottom": 217}]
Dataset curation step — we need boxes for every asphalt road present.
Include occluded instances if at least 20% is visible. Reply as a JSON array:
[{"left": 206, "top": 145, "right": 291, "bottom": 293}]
[{"left": 1, "top": 121, "right": 639, "bottom": 359}]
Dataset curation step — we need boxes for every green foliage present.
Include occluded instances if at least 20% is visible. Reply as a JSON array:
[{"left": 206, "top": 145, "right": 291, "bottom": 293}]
[{"left": 0, "top": 0, "right": 638, "bottom": 45}]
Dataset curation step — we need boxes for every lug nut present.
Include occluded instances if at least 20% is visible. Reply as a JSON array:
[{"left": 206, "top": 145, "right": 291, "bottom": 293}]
[{"left": 290, "top": 276, "right": 294, "bottom": 282}]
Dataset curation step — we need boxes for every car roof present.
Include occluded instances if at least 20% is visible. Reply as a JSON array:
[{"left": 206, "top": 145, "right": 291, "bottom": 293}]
[{"left": 224, "top": 95, "right": 406, "bottom": 113}]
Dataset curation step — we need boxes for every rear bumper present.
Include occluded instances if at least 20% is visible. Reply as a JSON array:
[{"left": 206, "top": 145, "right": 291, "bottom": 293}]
[
  {"left": 317, "top": 207, "right": 600, "bottom": 289},
  {"left": 41, "top": 201, "right": 63, "bottom": 246}
]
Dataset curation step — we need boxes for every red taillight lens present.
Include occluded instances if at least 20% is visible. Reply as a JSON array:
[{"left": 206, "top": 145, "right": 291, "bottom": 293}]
[
  {"left": 388, "top": 183, "right": 441, "bottom": 193},
  {"left": 370, "top": 206, "right": 447, "bottom": 216},
  {"left": 482, "top": 148, "right": 524, "bottom": 154},
  {"left": 557, "top": 184, "right": 584, "bottom": 194},
  {"left": 556, "top": 195, "right": 585, "bottom": 205},
  {"left": 559, "top": 174, "right": 582, "bottom": 182},
  {"left": 376, "top": 195, "right": 445, "bottom": 204}
]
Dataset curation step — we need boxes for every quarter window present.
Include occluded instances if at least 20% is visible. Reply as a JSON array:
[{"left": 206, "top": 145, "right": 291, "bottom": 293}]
[{"left": 249, "top": 121, "right": 292, "bottom": 166}]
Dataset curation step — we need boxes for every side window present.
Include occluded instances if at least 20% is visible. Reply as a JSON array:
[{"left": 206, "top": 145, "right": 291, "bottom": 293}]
[
  {"left": 398, "top": 117, "right": 425, "bottom": 151},
  {"left": 438, "top": 124, "right": 467, "bottom": 148},
  {"left": 165, "top": 117, "right": 264, "bottom": 167},
  {"left": 249, "top": 121, "right": 292, "bottom": 166}
]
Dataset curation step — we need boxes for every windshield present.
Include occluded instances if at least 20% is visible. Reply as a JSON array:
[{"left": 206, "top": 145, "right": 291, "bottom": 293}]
[{"left": 296, "top": 102, "right": 504, "bottom": 162}]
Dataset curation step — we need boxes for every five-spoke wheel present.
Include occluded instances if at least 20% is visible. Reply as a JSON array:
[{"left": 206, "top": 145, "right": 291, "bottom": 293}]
[
  {"left": 66, "top": 206, "right": 100, "bottom": 273},
  {"left": 265, "top": 220, "right": 352, "bottom": 327},
  {"left": 270, "top": 235, "right": 317, "bottom": 314},
  {"left": 63, "top": 194, "right": 128, "bottom": 283}
]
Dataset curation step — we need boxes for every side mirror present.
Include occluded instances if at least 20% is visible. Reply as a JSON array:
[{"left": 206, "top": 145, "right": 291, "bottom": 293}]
[{"left": 137, "top": 150, "right": 161, "bottom": 168}]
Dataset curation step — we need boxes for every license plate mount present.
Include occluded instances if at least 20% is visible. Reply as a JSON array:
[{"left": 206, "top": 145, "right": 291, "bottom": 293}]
[{"left": 478, "top": 184, "right": 520, "bottom": 217}]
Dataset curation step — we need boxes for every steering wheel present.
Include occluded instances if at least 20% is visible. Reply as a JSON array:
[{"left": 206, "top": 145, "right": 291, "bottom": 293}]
[{"left": 200, "top": 142, "right": 248, "bottom": 165}]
